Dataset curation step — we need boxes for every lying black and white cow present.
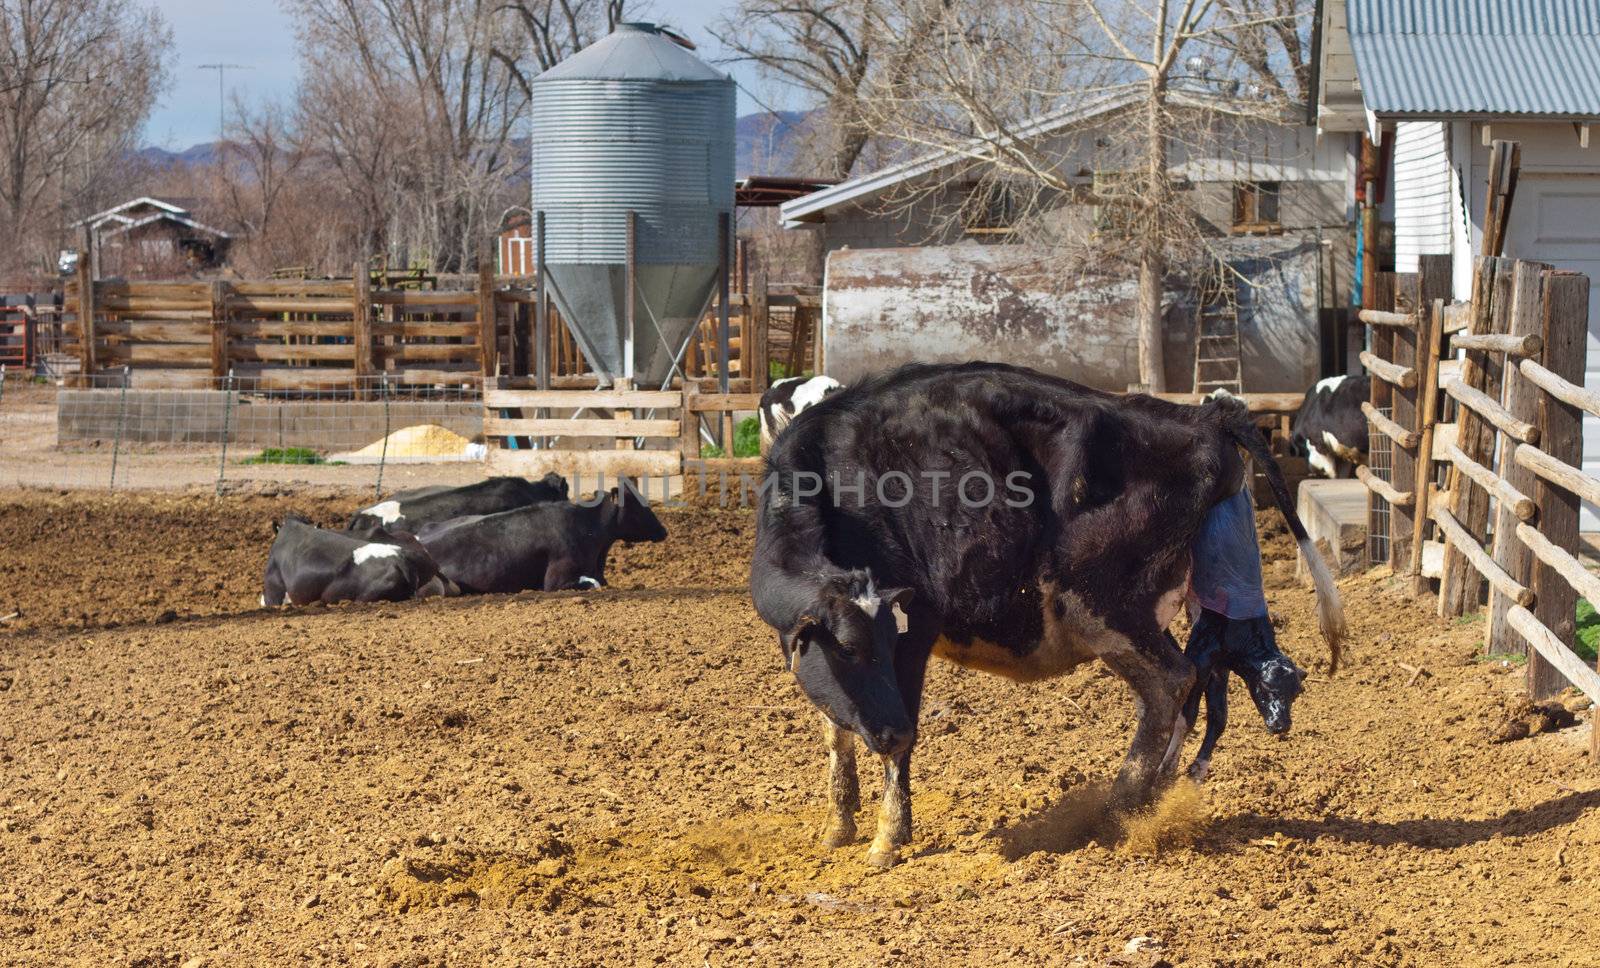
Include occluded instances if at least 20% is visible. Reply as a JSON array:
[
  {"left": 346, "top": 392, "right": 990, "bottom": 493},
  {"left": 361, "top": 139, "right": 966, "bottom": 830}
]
[
  {"left": 750, "top": 362, "right": 1343, "bottom": 868},
  {"left": 759, "top": 375, "right": 842, "bottom": 453},
  {"left": 1290, "top": 374, "right": 1369, "bottom": 478},
  {"left": 347, "top": 474, "right": 569, "bottom": 533},
  {"left": 415, "top": 488, "right": 667, "bottom": 593},
  {"left": 263, "top": 516, "right": 457, "bottom": 606}
]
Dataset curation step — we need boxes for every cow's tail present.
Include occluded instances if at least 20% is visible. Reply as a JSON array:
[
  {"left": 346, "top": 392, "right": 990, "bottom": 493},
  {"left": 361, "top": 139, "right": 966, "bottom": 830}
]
[{"left": 1220, "top": 405, "right": 1347, "bottom": 673}]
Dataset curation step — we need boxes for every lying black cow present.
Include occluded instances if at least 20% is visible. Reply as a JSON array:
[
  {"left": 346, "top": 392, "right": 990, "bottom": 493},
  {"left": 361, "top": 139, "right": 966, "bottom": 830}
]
[
  {"left": 1291, "top": 374, "right": 1369, "bottom": 478},
  {"left": 750, "top": 362, "right": 1343, "bottom": 868},
  {"left": 416, "top": 487, "right": 667, "bottom": 593},
  {"left": 759, "top": 375, "right": 842, "bottom": 453},
  {"left": 347, "top": 474, "right": 569, "bottom": 533},
  {"left": 263, "top": 516, "right": 457, "bottom": 606}
]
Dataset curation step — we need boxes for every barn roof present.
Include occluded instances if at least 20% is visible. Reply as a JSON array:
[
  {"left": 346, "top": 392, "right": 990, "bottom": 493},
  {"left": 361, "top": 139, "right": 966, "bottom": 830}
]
[
  {"left": 778, "top": 86, "right": 1301, "bottom": 227},
  {"left": 1347, "top": 0, "right": 1600, "bottom": 118}
]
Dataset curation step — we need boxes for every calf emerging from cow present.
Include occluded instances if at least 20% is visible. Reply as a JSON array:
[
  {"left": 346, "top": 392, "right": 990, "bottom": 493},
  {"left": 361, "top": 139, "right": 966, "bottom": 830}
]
[{"left": 750, "top": 362, "right": 1343, "bottom": 868}]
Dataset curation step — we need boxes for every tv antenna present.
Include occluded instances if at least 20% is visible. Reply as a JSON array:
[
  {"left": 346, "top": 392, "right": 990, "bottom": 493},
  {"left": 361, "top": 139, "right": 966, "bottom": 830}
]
[{"left": 197, "top": 64, "right": 253, "bottom": 142}]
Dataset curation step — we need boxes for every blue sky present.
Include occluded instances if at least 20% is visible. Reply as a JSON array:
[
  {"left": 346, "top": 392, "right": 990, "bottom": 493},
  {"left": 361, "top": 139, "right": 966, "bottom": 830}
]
[{"left": 142, "top": 0, "right": 791, "bottom": 149}]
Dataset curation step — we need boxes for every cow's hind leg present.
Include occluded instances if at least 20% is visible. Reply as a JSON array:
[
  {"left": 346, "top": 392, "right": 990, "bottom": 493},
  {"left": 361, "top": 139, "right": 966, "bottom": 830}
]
[
  {"left": 1100, "top": 627, "right": 1196, "bottom": 813},
  {"left": 820, "top": 715, "right": 859, "bottom": 848}
]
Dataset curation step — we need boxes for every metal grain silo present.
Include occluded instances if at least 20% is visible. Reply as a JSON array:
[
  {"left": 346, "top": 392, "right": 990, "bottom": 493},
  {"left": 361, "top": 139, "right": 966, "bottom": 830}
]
[{"left": 530, "top": 22, "right": 735, "bottom": 388}]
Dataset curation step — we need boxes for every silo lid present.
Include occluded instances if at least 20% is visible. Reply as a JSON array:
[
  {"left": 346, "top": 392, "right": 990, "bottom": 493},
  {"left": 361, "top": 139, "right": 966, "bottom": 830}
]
[{"left": 535, "top": 22, "right": 729, "bottom": 83}]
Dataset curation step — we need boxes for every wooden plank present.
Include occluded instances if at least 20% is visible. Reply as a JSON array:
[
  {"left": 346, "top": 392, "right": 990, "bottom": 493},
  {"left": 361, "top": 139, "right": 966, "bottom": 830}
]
[
  {"left": 751, "top": 267, "right": 770, "bottom": 391},
  {"left": 1449, "top": 332, "right": 1542, "bottom": 357},
  {"left": 487, "top": 447, "right": 681, "bottom": 479},
  {"left": 484, "top": 388, "right": 680, "bottom": 410},
  {"left": 1357, "top": 309, "right": 1416, "bottom": 328},
  {"left": 375, "top": 344, "right": 478, "bottom": 363},
  {"left": 371, "top": 290, "right": 478, "bottom": 307},
  {"left": 1515, "top": 444, "right": 1600, "bottom": 507},
  {"left": 234, "top": 367, "right": 357, "bottom": 390},
  {"left": 1529, "top": 270, "right": 1588, "bottom": 701},
  {"left": 1444, "top": 378, "right": 1539, "bottom": 443},
  {"left": 226, "top": 320, "right": 351, "bottom": 338},
  {"left": 695, "top": 456, "right": 763, "bottom": 474},
  {"left": 1431, "top": 503, "right": 1533, "bottom": 607},
  {"left": 91, "top": 321, "right": 211, "bottom": 342},
  {"left": 1517, "top": 522, "right": 1600, "bottom": 609},
  {"left": 1146, "top": 391, "right": 1305, "bottom": 412},
  {"left": 1518, "top": 357, "right": 1600, "bottom": 419},
  {"left": 1507, "top": 606, "right": 1600, "bottom": 706},
  {"left": 1442, "top": 302, "right": 1472, "bottom": 334},
  {"left": 686, "top": 392, "right": 763, "bottom": 413},
  {"left": 228, "top": 343, "right": 356, "bottom": 362},
  {"left": 99, "top": 310, "right": 215, "bottom": 321},
  {"left": 370, "top": 322, "right": 477, "bottom": 338},
  {"left": 1489, "top": 261, "right": 1550, "bottom": 654},
  {"left": 97, "top": 281, "right": 211, "bottom": 298},
  {"left": 225, "top": 296, "right": 356, "bottom": 314},
  {"left": 1356, "top": 464, "right": 1413, "bottom": 506},
  {"left": 230, "top": 281, "right": 354, "bottom": 298},
  {"left": 483, "top": 417, "right": 680, "bottom": 438},
  {"left": 1359, "top": 350, "right": 1417, "bottom": 389},
  {"left": 1444, "top": 442, "right": 1535, "bottom": 521},
  {"left": 99, "top": 297, "right": 212, "bottom": 313},
  {"left": 1360, "top": 401, "right": 1419, "bottom": 448},
  {"left": 99, "top": 343, "right": 213, "bottom": 364},
  {"left": 1441, "top": 258, "right": 1510, "bottom": 618},
  {"left": 393, "top": 369, "right": 481, "bottom": 386}
]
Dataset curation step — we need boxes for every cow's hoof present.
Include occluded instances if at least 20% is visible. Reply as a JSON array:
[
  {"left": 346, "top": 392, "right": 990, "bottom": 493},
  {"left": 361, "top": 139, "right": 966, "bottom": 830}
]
[
  {"left": 1187, "top": 758, "right": 1212, "bottom": 783},
  {"left": 821, "top": 821, "right": 856, "bottom": 849},
  {"left": 864, "top": 841, "right": 899, "bottom": 870}
]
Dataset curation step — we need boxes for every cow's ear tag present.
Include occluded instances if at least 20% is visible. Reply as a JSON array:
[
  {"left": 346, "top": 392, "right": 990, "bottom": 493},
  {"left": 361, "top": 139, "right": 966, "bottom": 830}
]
[{"left": 892, "top": 602, "right": 909, "bottom": 634}]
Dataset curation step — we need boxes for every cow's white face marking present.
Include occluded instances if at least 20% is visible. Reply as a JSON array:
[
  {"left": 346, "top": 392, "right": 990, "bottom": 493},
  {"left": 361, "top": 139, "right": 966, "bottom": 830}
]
[
  {"left": 363, "top": 500, "right": 403, "bottom": 524},
  {"left": 352, "top": 543, "right": 402, "bottom": 565},
  {"left": 1314, "top": 374, "right": 1348, "bottom": 394},
  {"left": 577, "top": 576, "right": 600, "bottom": 590},
  {"left": 791, "top": 376, "right": 841, "bottom": 413},
  {"left": 852, "top": 592, "right": 880, "bottom": 618},
  {"left": 1307, "top": 443, "right": 1335, "bottom": 478}
]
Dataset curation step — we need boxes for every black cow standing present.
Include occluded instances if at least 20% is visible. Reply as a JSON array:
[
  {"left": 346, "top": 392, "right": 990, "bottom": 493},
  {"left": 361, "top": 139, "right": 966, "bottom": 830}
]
[
  {"left": 263, "top": 516, "right": 457, "bottom": 606},
  {"left": 416, "top": 487, "right": 667, "bottom": 593},
  {"left": 347, "top": 474, "right": 569, "bottom": 533},
  {"left": 1290, "top": 374, "right": 1370, "bottom": 478},
  {"left": 749, "top": 363, "right": 1344, "bottom": 868}
]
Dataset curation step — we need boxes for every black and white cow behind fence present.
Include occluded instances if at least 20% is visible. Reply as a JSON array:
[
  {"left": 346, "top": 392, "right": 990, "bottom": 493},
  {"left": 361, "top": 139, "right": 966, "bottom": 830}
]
[
  {"left": 750, "top": 362, "right": 1344, "bottom": 868},
  {"left": 1290, "top": 374, "right": 1370, "bottom": 478},
  {"left": 759, "top": 375, "right": 842, "bottom": 453}
]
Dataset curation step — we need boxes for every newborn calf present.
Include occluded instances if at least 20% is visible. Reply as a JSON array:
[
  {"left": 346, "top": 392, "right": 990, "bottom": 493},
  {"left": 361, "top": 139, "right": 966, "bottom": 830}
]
[{"left": 1182, "top": 609, "right": 1306, "bottom": 781}]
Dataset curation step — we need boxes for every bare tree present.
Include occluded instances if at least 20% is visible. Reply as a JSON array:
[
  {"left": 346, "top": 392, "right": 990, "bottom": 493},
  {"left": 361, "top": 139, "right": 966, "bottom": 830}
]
[
  {"left": 493, "top": 0, "right": 630, "bottom": 92},
  {"left": 849, "top": 0, "right": 1312, "bottom": 390},
  {"left": 0, "top": 0, "right": 171, "bottom": 280}
]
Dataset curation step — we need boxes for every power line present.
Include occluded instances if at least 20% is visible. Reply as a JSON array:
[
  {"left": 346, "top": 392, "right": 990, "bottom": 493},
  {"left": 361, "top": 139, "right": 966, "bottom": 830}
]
[{"left": 196, "top": 64, "right": 253, "bottom": 142}]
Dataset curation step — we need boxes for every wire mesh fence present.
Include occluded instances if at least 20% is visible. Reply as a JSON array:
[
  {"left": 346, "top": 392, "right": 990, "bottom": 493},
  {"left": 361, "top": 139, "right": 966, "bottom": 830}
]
[
  {"left": 0, "top": 368, "right": 490, "bottom": 495},
  {"left": 1367, "top": 403, "right": 1393, "bottom": 565}
]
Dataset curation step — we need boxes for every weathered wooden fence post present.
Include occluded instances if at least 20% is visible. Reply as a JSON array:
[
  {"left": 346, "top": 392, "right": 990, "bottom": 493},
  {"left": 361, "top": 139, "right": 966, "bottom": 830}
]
[
  {"left": 1406, "top": 254, "right": 1452, "bottom": 592},
  {"left": 352, "top": 261, "right": 373, "bottom": 398},
  {"left": 1487, "top": 261, "right": 1550, "bottom": 653},
  {"left": 751, "top": 266, "right": 770, "bottom": 391},
  {"left": 75, "top": 250, "right": 96, "bottom": 383},
  {"left": 209, "top": 281, "right": 230, "bottom": 382},
  {"left": 478, "top": 245, "right": 497, "bottom": 383},
  {"left": 1529, "top": 270, "right": 1589, "bottom": 698},
  {"left": 1440, "top": 257, "right": 1512, "bottom": 617}
]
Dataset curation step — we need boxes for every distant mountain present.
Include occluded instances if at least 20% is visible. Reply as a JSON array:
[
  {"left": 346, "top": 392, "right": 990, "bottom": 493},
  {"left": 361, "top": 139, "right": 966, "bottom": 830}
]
[{"left": 135, "top": 109, "right": 814, "bottom": 179}]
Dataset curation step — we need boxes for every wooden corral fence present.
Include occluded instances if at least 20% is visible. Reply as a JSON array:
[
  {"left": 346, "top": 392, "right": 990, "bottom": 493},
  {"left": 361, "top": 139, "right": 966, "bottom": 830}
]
[
  {"left": 63, "top": 254, "right": 780, "bottom": 394},
  {"left": 1357, "top": 252, "right": 1600, "bottom": 752}
]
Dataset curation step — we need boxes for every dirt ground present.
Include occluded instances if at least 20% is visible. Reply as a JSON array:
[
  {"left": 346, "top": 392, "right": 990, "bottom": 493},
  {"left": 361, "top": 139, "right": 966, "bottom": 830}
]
[{"left": 1, "top": 490, "right": 1598, "bottom": 966}]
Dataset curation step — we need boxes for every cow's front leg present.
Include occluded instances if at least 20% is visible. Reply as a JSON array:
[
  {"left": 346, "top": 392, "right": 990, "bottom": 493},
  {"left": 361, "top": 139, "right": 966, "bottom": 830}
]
[
  {"left": 866, "top": 749, "right": 911, "bottom": 869},
  {"left": 1101, "top": 628, "right": 1196, "bottom": 813},
  {"left": 820, "top": 715, "right": 859, "bottom": 848},
  {"left": 865, "top": 634, "right": 932, "bottom": 870}
]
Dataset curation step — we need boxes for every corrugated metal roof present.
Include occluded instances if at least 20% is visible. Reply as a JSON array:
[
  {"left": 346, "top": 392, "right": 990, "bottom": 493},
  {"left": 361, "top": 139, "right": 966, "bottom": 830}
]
[{"left": 1348, "top": 0, "right": 1600, "bottom": 116}]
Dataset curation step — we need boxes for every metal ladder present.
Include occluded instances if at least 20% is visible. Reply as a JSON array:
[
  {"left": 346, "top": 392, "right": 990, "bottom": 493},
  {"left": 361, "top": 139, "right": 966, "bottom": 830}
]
[{"left": 1192, "top": 266, "right": 1243, "bottom": 394}]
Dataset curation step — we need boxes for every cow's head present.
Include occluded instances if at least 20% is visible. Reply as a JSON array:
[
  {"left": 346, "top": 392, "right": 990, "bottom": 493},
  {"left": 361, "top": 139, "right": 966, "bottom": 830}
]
[
  {"left": 1221, "top": 616, "right": 1306, "bottom": 735},
  {"left": 782, "top": 572, "right": 915, "bottom": 755},
  {"left": 540, "top": 472, "right": 570, "bottom": 499},
  {"left": 609, "top": 487, "right": 667, "bottom": 543}
]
